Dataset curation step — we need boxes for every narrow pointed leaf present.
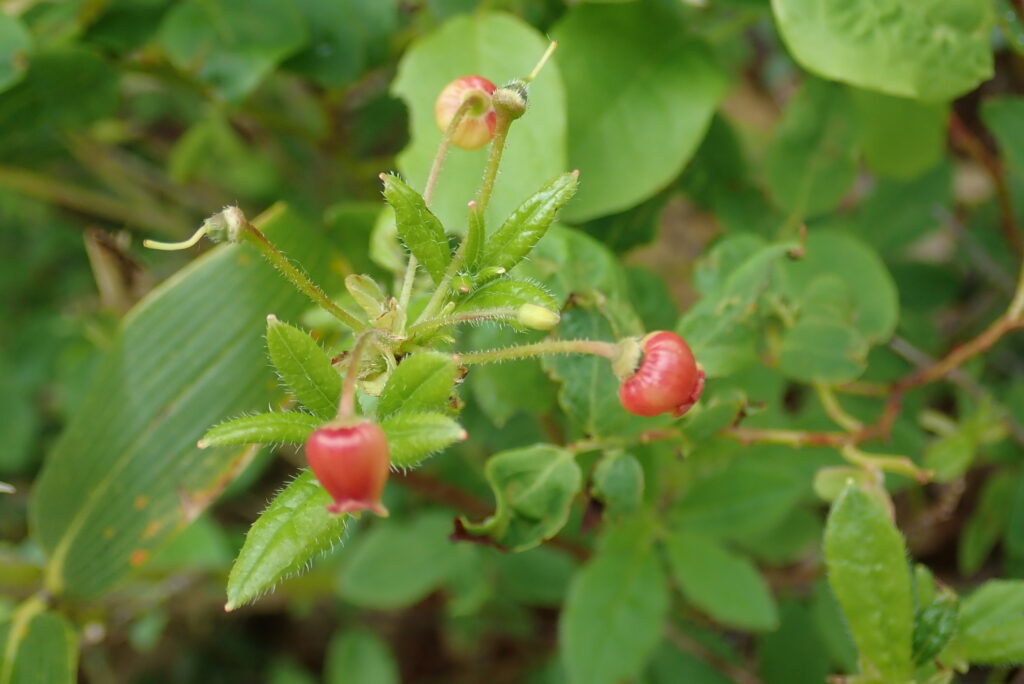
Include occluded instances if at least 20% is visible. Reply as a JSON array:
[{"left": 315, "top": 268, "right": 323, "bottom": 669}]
[
  {"left": 455, "top": 278, "right": 559, "bottom": 315},
  {"left": 380, "top": 412, "right": 465, "bottom": 468},
  {"left": 266, "top": 317, "right": 341, "bottom": 420},
  {"left": 200, "top": 412, "right": 321, "bottom": 448},
  {"left": 376, "top": 352, "right": 456, "bottom": 419},
  {"left": 226, "top": 469, "right": 348, "bottom": 611},
  {"left": 381, "top": 174, "right": 450, "bottom": 283}
]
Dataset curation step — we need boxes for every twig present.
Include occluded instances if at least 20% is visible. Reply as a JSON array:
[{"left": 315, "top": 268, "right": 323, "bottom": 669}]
[{"left": 665, "top": 623, "right": 764, "bottom": 684}]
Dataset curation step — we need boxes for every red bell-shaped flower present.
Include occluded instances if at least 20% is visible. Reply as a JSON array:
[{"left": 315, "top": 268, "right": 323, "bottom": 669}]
[
  {"left": 306, "top": 421, "right": 390, "bottom": 516},
  {"left": 434, "top": 75, "right": 497, "bottom": 150},
  {"left": 619, "top": 331, "right": 705, "bottom": 418}
]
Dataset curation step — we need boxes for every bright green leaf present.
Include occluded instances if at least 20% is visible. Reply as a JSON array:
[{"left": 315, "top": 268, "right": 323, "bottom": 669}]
[
  {"left": 455, "top": 278, "right": 559, "bottom": 316},
  {"left": 943, "top": 580, "right": 1024, "bottom": 665},
  {"left": 376, "top": 352, "right": 457, "bottom": 419},
  {"left": 380, "top": 412, "right": 465, "bottom": 468},
  {"left": 199, "top": 411, "right": 321, "bottom": 448},
  {"left": 0, "top": 603, "right": 77, "bottom": 684},
  {"left": 824, "top": 485, "right": 914, "bottom": 681},
  {"left": 266, "top": 317, "right": 341, "bottom": 420},
  {"left": 772, "top": 0, "right": 994, "bottom": 101},
  {"left": 381, "top": 174, "right": 451, "bottom": 284},
  {"left": 226, "top": 469, "right": 348, "bottom": 611},
  {"left": 851, "top": 89, "right": 948, "bottom": 180},
  {"left": 552, "top": 2, "right": 725, "bottom": 220}
]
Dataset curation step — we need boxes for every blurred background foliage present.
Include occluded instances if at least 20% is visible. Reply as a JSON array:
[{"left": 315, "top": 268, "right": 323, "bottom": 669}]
[{"left": 2, "top": 0, "right": 1024, "bottom": 682}]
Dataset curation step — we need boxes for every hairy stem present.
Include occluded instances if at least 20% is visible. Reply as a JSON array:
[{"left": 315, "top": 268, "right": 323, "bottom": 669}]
[
  {"left": 338, "top": 333, "right": 373, "bottom": 418},
  {"left": 455, "top": 339, "right": 618, "bottom": 366},
  {"left": 406, "top": 307, "right": 520, "bottom": 340}
]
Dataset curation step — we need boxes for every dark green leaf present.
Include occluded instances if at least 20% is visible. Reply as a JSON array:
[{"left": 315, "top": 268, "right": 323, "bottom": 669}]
[
  {"left": 478, "top": 172, "right": 578, "bottom": 277},
  {"left": 460, "top": 445, "right": 581, "bottom": 552},
  {"left": 560, "top": 516, "right": 668, "bottom": 684},
  {"left": 778, "top": 318, "right": 869, "bottom": 383},
  {"left": 266, "top": 317, "right": 341, "bottom": 420},
  {"left": 764, "top": 78, "right": 859, "bottom": 218},
  {"left": 772, "top": 0, "right": 993, "bottom": 101},
  {"left": 0, "top": 15, "right": 31, "bottom": 94},
  {"left": 824, "top": 485, "right": 914, "bottom": 681},
  {"left": 226, "top": 469, "right": 348, "bottom": 611},
  {"left": 757, "top": 600, "right": 830, "bottom": 684},
  {"left": 664, "top": 530, "right": 778, "bottom": 631},
  {"left": 913, "top": 591, "right": 959, "bottom": 665},
  {"left": 324, "top": 628, "right": 399, "bottom": 684},
  {"left": 158, "top": 0, "right": 308, "bottom": 101},
  {"left": 552, "top": 2, "right": 725, "bottom": 220},
  {"left": 380, "top": 412, "right": 465, "bottom": 468},
  {"left": 339, "top": 512, "right": 457, "bottom": 609},
  {"left": 376, "top": 352, "right": 457, "bottom": 419},
  {"left": 381, "top": 174, "right": 450, "bottom": 284},
  {"left": 199, "top": 411, "right": 320, "bottom": 448}
]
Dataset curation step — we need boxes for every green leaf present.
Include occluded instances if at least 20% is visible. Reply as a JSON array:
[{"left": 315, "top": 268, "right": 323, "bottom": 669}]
[
  {"left": 0, "top": 603, "right": 77, "bottom": 684},
  {"left": 663, "top": 530, "right": 778, "bottom": 632},
  {"left": 460, "top": 445, "right": 581, "bottom": 552},
  {"left": 393, "top": 12, "right": 566, "bottom": 231},
  {"left": 764, "top": 78, "right": 859, "bottom": 218},
  {"left": 379, "top": 412, "right": 465, "bottom": 468},
  {"left": 1005, "top": 468, "right": 1024, "bottom": 577},
  {"left": 226, "top": 469, "right": 348, "bottom": 611},
  {"left": 811, "top": 579, "right": 859, "bottom": 673},
  {"left": 284, "top": 0, "right": 362, "bottom": 88},
  {"left": 778, "top": 318, "right": 869, "bottom": 383},
  {"left": 344, "top": 274, "right": 387, "bottom": 319},
  {"left": 380, "top": 174, "right": 450, "bottom": 284},
  {"left": 824, "top": 485, "right": 914, "bottom": 681},
  {"left": 0, "top": 15, "right": 31, "bottom": 94},
  {"left": 158, "top": 0, "right": 309, "bottom": 101},
  {"left": 592, "top": 451, "right": 644, "bottom": 516},
  {"left": 339, "top": 511, "right": 457, "bottom": 609},
  {"left": 778, "top": 229, "right": 899, "bottom": 343},
  {"left": 376, "top": 352, "right": 457, "bottom": 420},
  {"left": 958, "top": 471, "right": 1015, "bottom": 576},
  {"left": 913, "top": 591, "right": 959, "bottom": 665},
  {"left": 325, "top": 628, "right": 399, "bottom": 684},
  {"left": 981, "top": 97, "right": 1024, "bottom": 183},
  {"left": 671, "top": 461, "right": 804, "bottom": 541},
  {"left": 646, "top": 642, "right": 733, "bottom": 684},
  {"left": 851, "top": 89, "right": 948, "bottom": 180},
  {"left": 455, "top": 278, "right": 559, "bottom": 322},
  {"left": 757, "top": 600, "right": 830, "bottom": 684},
  {"left": 478, "top": 172, "right": 578, "bottom": 277},
  {"left": 266, "top": 317, "right": 341, "bottom": 420},
  {"left": 199, "top": 411, "right": 321, "bottom": 448},
  {"left": 943, "top": 580, "right": 1024, "bottom": 665},
  {"left": 552, "top": 2, "right": 725, "bottom": 220},
  {"left": 560, "top": 516, "right": 669, "bottom": 684},
  {"left": 771, "top": 0, "right": 994, "bottom": 101},
  {"left": 30, "top": 206, "right": 340, "bottom": 600},
  {"left": 465, "top": 326, "right": 556, "bottom": 428}
]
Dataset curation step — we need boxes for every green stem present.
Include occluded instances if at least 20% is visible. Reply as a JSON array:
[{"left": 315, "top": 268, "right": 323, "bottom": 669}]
[
  {"left": 239, "top": 223, "right": 366, "bottom": 332},
  {"left": 338, "top": 333, "right": 373, "bottom": 418},
  {"left": 398, "top": 99, "right": 476, "bottom": 325},
  {"left": 406, "top": 307, "right": 520, "bottom": 340},
  {"left": 841, "top": 445, "right": 932, "bottom": 483},
  {"left": 455, "top": 339, "right": 618, "bottom": 366},
  {"left": 815, "top": 383, "right": 863, "bottom": 432},
  {"left": 474, "top": 111, "right": 512, "bottom": 216}
]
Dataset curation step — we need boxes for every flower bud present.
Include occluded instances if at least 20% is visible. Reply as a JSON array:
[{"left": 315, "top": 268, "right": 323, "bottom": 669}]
[
  {"left": 618, "top": 331, "right": 705, "bottom": 418},
  {"left": 435, "top": 75, "right": 497, "bottom": 150},
  {"left": 517, "top": 303, "right": 560, "bottom": 330},
  {"left": 306, "top": 421, "right": 390, "bottom": 516},
  {"left": 493, "top": 79, "right": 528, "bottom": 120}
]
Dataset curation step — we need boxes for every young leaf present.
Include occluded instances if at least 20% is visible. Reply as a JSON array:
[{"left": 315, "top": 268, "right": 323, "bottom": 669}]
[
  {"left": 943, "top": 580, "right": 1024, "bottom": 665},
  {"left": 376, "top": 352, "right": 457, "bottom": 419},
  {"left": 824, "top": 484, "right": 914, "bottom": 682},
  {"left": 381, "top": 173, "right": 450, "bottom": 284},
  {"left": 772, "top": 0, "right": 993, "bottom": 101},
  {"left": 459, "top": 445, "right": 581, "bottom": 552},
  {"left": 266, "top": 316, "right": 341, "bottom": 420},
  {"left": 226, "top": 470, "right": 348, "bottom": 611},
  {"left": 0, "top": 604, "right": 77, "bottom": 684},
  {"left": 325, "top": 628, "right": 399, "bottom": 684},
  {"left": 344, "top": 274, "right": 387, "bottom": 319},
  {"left": 463, "top": 205, "right": 485, "bottom": 271},
  {"left": 339, "top": 511, "right": 457, "bottom": 609},
  {"left": 560, "top": 516, "right": 668, "bottom": 684},
  {"left": 199, "top": 412, "right": 321, "bottom": 448},
  {"left": 379, "top": 412, "right": 466, "bottom": 468},
  {"left": 455, "top": 278, "right": 559, "bottom": 315},
  {"left": 478, "top": 171, "right": 578, "bottom": 278},
  {"left": 913, "top": 591, "right": 959, "bottom": 666},
  {"left": 592, "top": 451, "right": 644, "bottom": 516},
  {"left": 663, "top": 530, "right": 778, "bottom": 632}
]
